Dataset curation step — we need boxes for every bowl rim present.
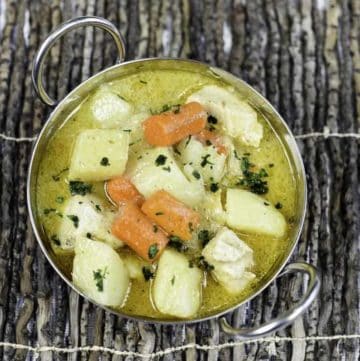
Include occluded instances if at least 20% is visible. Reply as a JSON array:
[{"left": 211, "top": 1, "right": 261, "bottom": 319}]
[{"left": 27, "top": 57, "right": 307, "bottom": 325}]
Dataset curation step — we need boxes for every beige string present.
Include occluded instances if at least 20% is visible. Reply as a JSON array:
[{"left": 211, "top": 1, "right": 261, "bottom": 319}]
[
  {"left": 1, "top": 131, "right": 360, "bottom": 143},
  {"left": 0, "top": 335, "right": 359, "bottom": 357}
]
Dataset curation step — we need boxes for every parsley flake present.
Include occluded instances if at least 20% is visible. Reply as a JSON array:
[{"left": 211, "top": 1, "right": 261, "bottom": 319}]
[
  {"left": 148, "top": 244, "right": 159, "bottom": 259},
  {"left": 67, "top": 214, "right": 79, "bottom": 228},
  {"left": 69, "top": 181, "right": 92, "bottom": 196},
  {"left": 155, "top": 154, "right": 167, "bottom": 166},
  {"left": 100, "top": 157, "right": 110, "bottom": 166},
  {"left": 93, "top": 267, "right": 108, "bottom": 292}
]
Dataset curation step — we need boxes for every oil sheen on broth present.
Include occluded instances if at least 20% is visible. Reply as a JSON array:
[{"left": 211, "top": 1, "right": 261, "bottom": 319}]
[{"left": 36, "top": 69, "right": 297, "bottom": 319}]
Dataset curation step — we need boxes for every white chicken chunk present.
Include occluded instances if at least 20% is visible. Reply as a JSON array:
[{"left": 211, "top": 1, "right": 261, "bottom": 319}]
[
  {"left": 56, "top": 195, "right": 122, "bottom": 251},
  {"left": 187, "top": 85, "right": 263, "bottom": 147},
  {"left": 202, "top": 227, "right": 255, "bottom": 294}
]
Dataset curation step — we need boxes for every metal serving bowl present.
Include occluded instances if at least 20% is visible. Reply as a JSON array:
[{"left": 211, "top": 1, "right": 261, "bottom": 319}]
[{"left": 27, "top": 16, "right": 320, "bottom": 338}]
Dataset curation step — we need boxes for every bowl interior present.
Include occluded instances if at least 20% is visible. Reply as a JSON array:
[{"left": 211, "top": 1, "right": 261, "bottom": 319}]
[{"left": 27, "top": 58, "right": 307, "bottom": 324}]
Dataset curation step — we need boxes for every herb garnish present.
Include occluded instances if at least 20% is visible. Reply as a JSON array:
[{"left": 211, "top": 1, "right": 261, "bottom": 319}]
[
  {"left": 198, "top": 230, "right": 212, "bottom": 247},
  {"left": 210, "top": 183, "right": 219, "bottom": 192},
  {"left": 55, "top": 196, "right": 64, "bottom": 204},
  {"left": 207, "top": 115, "right": 218, "bottom": 124},
  {"left": 52, "top": 168, "right": 69, "bottom": 181},
  {"left": 264, "top": 202, "right": 270, "bottom": 206},
  {"left": 168, "top": 236, "right": 188, "bottom": 253},
  {"left": 122, "top": 129, "right": 132, "bottom": 133},
  {"left": 190, "top": 256, "right": 215, "bottom": 272},
  {"left": 155, "top": 211, "right": 164, "bottom": 216},
  {"left": 93, "top": 267, "right": 108, "bottom": 292},
  {"left": 142, "top": 267, "right": 154, "bottom": 281},
  {"left": 174, "top": 148, "right": 181, "bottom": 156},
  {"left": 238, "top": 157, "right": 269, "bottom": 194},
  {"left": 67, "top": 214, "right": 79, "bottom": 228},
  {"left": 275, "top": 202, "right": 283, "bottom": 209},
  {"left": 86, "top": 232, "right": 92, "bottom": 239},
  {"left": 269, "top": 163, "right": 274, "bottom": 168},
  {"left": 192, "top": 170, "right": 201, "bottom": 179},
  {"left": 43, "top": 208, "right": 63, "bottom": 218},
  {"left": 148, "top": 244, "right": 159, "bottom": 259},
  {"left": 155, "top": 154, "right": 167, "bottom": 166},
  {"left": 95, "top": 204, "right": 102, "bottom": 212},
  {"left": 173, "top": 104, "right": 181, "bottom": 114},
  {"left": 162, "top": 166, "right": 171, "bottom": 172},
  {"left": 140, "top": 80, "right": 147, "bottom": 84},
  {"left": 69, "top": 181, "right": 92, "bottom": 196},
  {"left": 171, "top": 276, "right": 175, "bottom": 285},
  {"left": 200, "top": 154, "right": 214, "bottom": 167},
  {"left": 100, "top": 157, "right": 110, "bottom": 166},
  {"left": 188, "top": 222, "right": 194, "bottom": 232},
  {"left": 153, "top": 225, "right": 158, "bottom": 233}
]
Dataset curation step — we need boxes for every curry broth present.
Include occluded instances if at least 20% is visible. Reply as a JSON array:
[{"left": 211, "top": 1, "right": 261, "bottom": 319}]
[{"left": 36, "top": 69, "right": 297, "bottom": 319}]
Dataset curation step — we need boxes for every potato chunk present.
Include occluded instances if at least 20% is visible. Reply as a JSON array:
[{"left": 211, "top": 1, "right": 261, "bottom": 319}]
[
  {"left": 69, "top": 129, "right": 129, "bottom": 182},
  {"left": 187, "top": 85, "right": 263, "bottom": 147},
  {"left": 57, "top": 195, "right": 122, "bottom": 251},
  {"left": 225, "top": 189, "right": 287, "bottom": 238},
  {"left": 86, "top": 85, "right": 133, "bottom": 128},
  {"left": 126, "top": 147, "right": 204, "bottom": 207},
  {"left": 152, "top": 249, "right": 202, "bottom": 318},
  {"left": 72, "top": 238, "right": 129, "bottom": 307},
  {"left": 202, "top": 227, "right": 255, "bottom": 294},
  {"left": 177, "top": 136, "right": 226, "bottom": 184}
]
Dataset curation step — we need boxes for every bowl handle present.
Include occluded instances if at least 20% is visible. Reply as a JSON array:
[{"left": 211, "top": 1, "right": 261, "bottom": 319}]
[
  {"left": 32, "top": 16, "right": 126, "bottom": 107},
  {"left": 220, "top": 262, "right": 321, "bottom": 338}
]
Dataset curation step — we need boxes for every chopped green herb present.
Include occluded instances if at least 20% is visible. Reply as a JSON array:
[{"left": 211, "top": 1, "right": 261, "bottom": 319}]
[
  {"left": 55, "top": 196, "right": 64, "bottom": 204},
  {"left": 168, "top": 236, "right": 188, "bottom": 252},
  {"left": 155, "top": 211, "right": 164, "bottom": 216},
  {"left": 201, "top": 154, "right": 214, "bottom": 167},
  {"left": 153, "top": 225, "right": 158, "bottom": 233},
  {"left": 191, "top": 256, "right": 215, "bottom": 272},
  {"left": 122, "top": 129, "right": 132, "bottom": 133},
  {"left": 234, "top": 150, "right": 241, "bottom": 160},
  {"left": 269, "top": 163, "right": 274, "bottom": 168},
  {"left": 43, "top": 208, "right": 62, "bottom": 218},
  {"left": 100, "top": 157, "right": 110, "bottom": 166},
  {"left": 192, "top": 170, "right": 201, "bottom": 179},
  {"left": 173, "top": 104, "right": 181, "bottom": 114},
  {"left": 148, "top": 244, "right": 159, "bottom": 259},
  {"left": 140, "top": 80, "right": 147, "bottom": 84},
  {"left": 210, "top": 183, "right": 219, "bottom": 192},
  {"left": 161, "top": 104, "right": 171, "bottom": 113},
  {"left": 189, "top": 260, "right": 194, "bottom": 268},
  {"left": 275, "top": 202, "right": 283, "bottom": 209},
  {"left": 171, "top": 276, "right": 175, "bottom": 285},
  {"left": 50, "top": 235, "right": 61, "bottom": 246},
  {"left": 162, "top": 166, "right": 171, "bottom": 172},
  {"left": 264, "top": 202, "right": 270, "bottom": 206},
  {"left": 188, "top": 222, "right": 194, "bottom": 232},
  {"left": 69, "top": 181, "right": 92, "bottom": 196},
  {"left": 238, "top": 156, "right": 269, "bottom": 194},
  {"left": 185, "top": 136, "right": 191, "bottom": 147},
  {"left": 51, "top": 167, "right": 69, "bottom": 181},
  {"left": 198, "top": 230, "right": 212, "bottom": 247},
  {"left": 205, "top": 140, "right": 212, "bottom": 146},
  {"left": 142, "top": 267, "right": 154, "bottom": 281},
  {"left": 208, "top": 125, "right": 216, "bottom": 132},
  {"left": 244, "top": 152, "right": 251, "bottom": 156},
  {"left": 95, "top": 204, "right": 102, "bottom": 212},
  {"left": 86, "top": 232, "right": 92, "bottom": 239},
  {"left": 207, "top": 115, "right": 218, "bottom": 124},
  {"left": 155, "top": 154, "right": 167, "bottom": 166},
  {"left": 174, "top": 147, "right": 181, "bottom": 156},
  {"left": 67, "top": 214, "right": 79, "bottom": 228},
  {"left": 93, "top": 267, "right": 108, "bottom": 292}
]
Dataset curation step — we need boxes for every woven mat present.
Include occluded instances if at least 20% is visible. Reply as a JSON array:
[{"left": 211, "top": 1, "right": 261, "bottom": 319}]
[{"left": 0, "top": 0, "right": 359, "bottom": 360}]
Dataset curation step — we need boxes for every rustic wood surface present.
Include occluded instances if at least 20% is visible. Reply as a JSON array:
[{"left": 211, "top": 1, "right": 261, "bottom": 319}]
[{"left": 0, "top": 0, "right": 359, "bottom": 359}]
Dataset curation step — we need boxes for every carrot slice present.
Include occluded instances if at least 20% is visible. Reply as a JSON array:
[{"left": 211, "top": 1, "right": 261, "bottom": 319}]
[
  {"left": 141, "top": 190, "right": 200, "bottom": 241},
  {"left": 194, "top": 129, "right": 227, "bottom": 155},
  {"left": 143, "top": 102, "right": 207, "bottom": 146},
  {"left": 106, "top": 177, "right": 144, "bottom": 206},
  {"left": 112, "top": 202, "right": 168, "bottom": 262}
]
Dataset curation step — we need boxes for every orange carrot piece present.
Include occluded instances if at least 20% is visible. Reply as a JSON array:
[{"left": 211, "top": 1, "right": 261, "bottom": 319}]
[
  {"left": 106, "top": 177, "right": 144, "bottom": 206},
  {"left": 194, "top": 129, "right": 227, "bottom": 155},
  {"left": 112, "top": 202, "right": 168, "bottom": 262},
  {"left": 143, "top": 102, "right": 207, "bottom": 146},
  {"left": 141, "top": 190, "right": 200, "bottom": 241}
]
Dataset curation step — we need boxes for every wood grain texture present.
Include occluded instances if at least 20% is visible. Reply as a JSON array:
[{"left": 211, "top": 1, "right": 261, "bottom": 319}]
[{"left": 0, "top": 0, "right": 359, "bottom": 359}]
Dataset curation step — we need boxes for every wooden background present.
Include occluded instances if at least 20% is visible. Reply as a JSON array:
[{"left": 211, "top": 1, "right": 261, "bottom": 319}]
[{"left": 0, "top": 0, "right": 359, "bottom": 359}]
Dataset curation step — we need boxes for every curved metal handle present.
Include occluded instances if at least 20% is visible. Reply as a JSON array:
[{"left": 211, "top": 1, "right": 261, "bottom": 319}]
[
  {"left": 32, "top": 16, "right": 126, "bottom": 107},
  {"left": 220, "top": 262, "right": 321, "bottom": 339}
]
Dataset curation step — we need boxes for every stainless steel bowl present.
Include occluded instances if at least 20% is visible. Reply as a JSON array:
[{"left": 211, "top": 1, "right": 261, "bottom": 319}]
[{"left": 27, "top": 16, "right": 320, "bottom": 338}]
